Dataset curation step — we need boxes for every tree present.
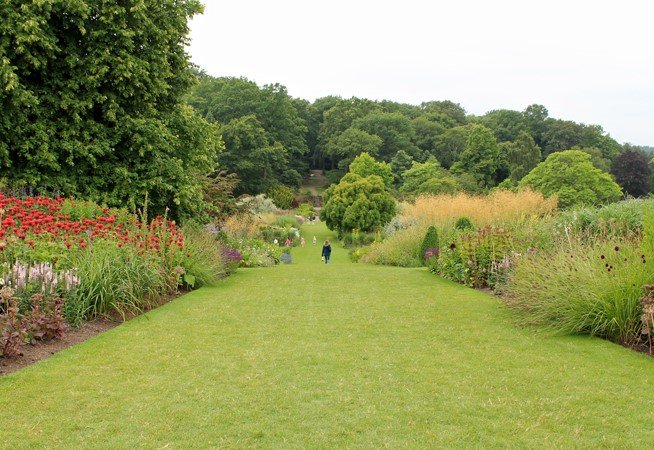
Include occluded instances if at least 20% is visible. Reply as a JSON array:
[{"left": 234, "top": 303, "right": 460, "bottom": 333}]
[
  {"left": 399, "top": 159, "right": 461, "bottom": 195},
  {"left": 187, "top": 76, "right": 309, "bottom": 176},
  {"left": 477, "top": 109, "right": 527, "bottom": 142},
  {"left": 0, "top": 0, "right": 215, "bottom": 220},
  {"left": 501, "top": 131, "right": 542, "bottom": 182},
  {"left": 420, "top": 100, "right": 467, "bottom": 125},
  {"left": 451, "top": 125, "right": 500, "bottom": 188},
  {"left": 219, "top": 116, "right": 298, "bottom": 195},
  {"left": 320, "top": 173, "right": 396, "bottom": 235},
  {"left": 520, "top": 150, "right": 622, "bottom": 208},
  {"left": 390, "top": 150, "right": 415, "bottom": 185},
  {"left": 433, "top": 125, "right": 473, "bottom": 169},
  {"left": 316, "top": 97, "right": 380, "bottom": 169},
  {"left": 411, "top": 116, "right": 446, "bottom": 157},
  {"left": 352, "top": 111, "right": 420, "bottom": 161},
  {"left": 611, "top": 147, "right": 652, "bottom": 197},
  {"left": 324, "top": 127, "right": 383, "bottom": 171},
  {"left": 348, "top": 152, "right": 394, "bottom": 189},
  {"left": 522, "top": 104, "right": 549, "bottom": 149}
]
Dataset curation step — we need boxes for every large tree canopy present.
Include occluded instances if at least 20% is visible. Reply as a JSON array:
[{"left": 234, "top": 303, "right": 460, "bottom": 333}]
[
  {"left": 611, "top": 147, "right": 652, "bottom": 197},
  {"left": 520, "top": 150, "right": 622, "bottom": 208},
  {"left": 187, "top": 76, "right": 309, "bottom": 180},
  {"left": 0, "top": 0, "right": 214, "bottom": 220}
]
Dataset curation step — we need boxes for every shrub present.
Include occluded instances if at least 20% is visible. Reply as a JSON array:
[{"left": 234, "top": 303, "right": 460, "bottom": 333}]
[
  {"left": 280, "top": 252, "right": 293, "bottom": 264},
  {"left": 268, "top": 185, "right": 295, "bottom": 210},
  {"left": 455, "top": 217, "right": 474, "bottom": 231},
  {"left": 342, "top": 231, "right": 377, "bottom": 248},
  {"left": 420, "top": 226, "right": 439, "bottom": 264}
]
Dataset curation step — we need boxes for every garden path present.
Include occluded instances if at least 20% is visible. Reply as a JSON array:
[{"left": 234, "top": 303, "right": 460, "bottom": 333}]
[{"left": 1, "top": 222, "right": 653, "bottom": 447}]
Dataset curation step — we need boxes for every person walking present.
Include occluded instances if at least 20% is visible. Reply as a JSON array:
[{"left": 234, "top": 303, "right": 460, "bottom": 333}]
[
  {"left": 300, "top": 236, "right": 306, "bottom": 247},
  {"left": 321, "top": 239, "right": 332, "bottom": 264},
  {"left": 312, "top": 236, "right": 317, "bottom": 245}
]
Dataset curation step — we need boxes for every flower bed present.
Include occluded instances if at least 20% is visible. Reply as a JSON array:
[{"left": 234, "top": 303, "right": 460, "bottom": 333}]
[{"left": 1, "top": 195, "right": 228, "bottom": 357}]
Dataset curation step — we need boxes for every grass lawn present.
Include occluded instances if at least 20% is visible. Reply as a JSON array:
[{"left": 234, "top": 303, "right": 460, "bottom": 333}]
[{"left": 1, "top": 222, "right": 653, "bottom": 448}]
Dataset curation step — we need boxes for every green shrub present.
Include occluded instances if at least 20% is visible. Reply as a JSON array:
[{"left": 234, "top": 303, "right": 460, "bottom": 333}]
[
  {"left": 419, "top": 226, "right": 439, "bottom": 264},
  {"left": 268, "top": 185, "right": 295, "bottom": 210},
  {"left": 455, "top": 216, "right": 474, "bottom": 231},
  {"left": 342, "top": 231, "right": 377, "bottom": 248},
  {"left": 296, "top": 202, "right": 315, "bottom": 218}
]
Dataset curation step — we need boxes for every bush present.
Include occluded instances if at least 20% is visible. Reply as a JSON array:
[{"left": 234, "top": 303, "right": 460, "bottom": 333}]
[
  {"left": 419, "top": 226, "right": 439, "bottom": 264},
  {"left": 268, "top": 185, "right": 295, "bottom": 210},
  {"left": 342, "top": 231, "right": 377, "bottom": 248},
  {"left": 455, "top": 217, "right": 474, "bottom": 231}
]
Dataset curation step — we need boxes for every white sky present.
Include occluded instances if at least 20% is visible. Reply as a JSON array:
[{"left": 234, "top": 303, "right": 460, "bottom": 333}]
[{"left": 188, "top": 0, "right": 654, "bottom": 146}]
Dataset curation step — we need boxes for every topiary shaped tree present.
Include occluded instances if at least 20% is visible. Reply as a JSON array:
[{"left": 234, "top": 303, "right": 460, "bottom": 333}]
[{"left": 420, "top": 225, "right": 440, "bottom": 264}]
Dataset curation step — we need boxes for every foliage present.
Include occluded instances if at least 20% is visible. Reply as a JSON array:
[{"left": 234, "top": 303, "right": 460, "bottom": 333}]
[
  {"left": 187, "top": 76, "right": 309, "bottom": 181},
  {"left": 553, "top": 199, "right": 651, "bottom": 241},
  {"left": 235, "top": 239, "right": 283, "bottom": 268},
  {"left": 320, "top": 173, "right": 396, "bottom": 235},
  {"left": 235, "top": 194, "right": 278, "bottom": 215},
  {"left": 520, "top": 150, "right": 623, "bottom": 208},
  {"left": 341, "top": 231, "right": 377, "bottom": 248},
  {"left": 348, "top": 152, "right": 394, "bottom": 188},
  {"left": 451, "top": 125, "right": 500, "bottom": 188},
  {"left": 420, "top": 226, "right": 439, "bottom": 264},
  {"left": 352, "top": 111, "right": 420, "bottom": 161},
  {"left": 0, "top": 0, "right": 218, "bottom": 221},
  {"left": 455, "top": 217, "right": 474, "bottom": 231},
  {"left": 360, "top": 226, "right": 423, "bottom": 267},
  {"left": 324, "top": 127, "right": 383, "bottom": 171},
  {"left": 218, "top": 115, "right": 299, "bottom": 195},
  {"left": 399, "top": 159, "right": 461, "bottom": 195},
  {"left": 296, "top": 202, "right": 315, "bottom": 219},
  {"left": 0, "top": 195, "right": 229, "bottom": 325},
  {"left": 268, "top": 185, "right": 295, "bottom": 210},
  {"left": 504, "top": 235, "right": 653, "bottom": 346},
  {"left": 611, "top": 147, "right": 652, "bottom": 197},
  {"left": 500, "top": 131, "right": 541, "bottom": 182}
]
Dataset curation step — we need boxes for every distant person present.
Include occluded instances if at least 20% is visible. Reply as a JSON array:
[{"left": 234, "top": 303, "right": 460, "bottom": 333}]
[
  {"left": 300, "top": 236, "right": 306, "bottom": 247},
  {"left": 284, "top": 237, "right": 292, "bottom": 247},
  {"left": 321, "top": 239, "right": 332, "bottom": 264},
  {"left": 312, "top": 235, "right": 317, "bottom": 245}
]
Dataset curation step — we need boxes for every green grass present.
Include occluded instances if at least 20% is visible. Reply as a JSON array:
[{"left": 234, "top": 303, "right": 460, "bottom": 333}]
[{"left": 1, "top": 222, "right": 654, "bottom": 447}]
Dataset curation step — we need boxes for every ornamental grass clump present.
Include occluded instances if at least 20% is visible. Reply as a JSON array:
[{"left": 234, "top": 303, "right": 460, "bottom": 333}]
[
  {"left": 504, "top": 234, "right": 653, "bottom": 346},
  {"left": 361, "top": 226, "right": 423, "bottom": 267},
  {"left": 400, "top": 189, "right": 557, "bottom": 229}
]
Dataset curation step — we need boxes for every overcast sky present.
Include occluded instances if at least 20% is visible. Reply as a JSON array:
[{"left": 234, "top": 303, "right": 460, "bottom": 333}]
[{"left": 188, "top": 0, "right": 653, "bottom": 146}]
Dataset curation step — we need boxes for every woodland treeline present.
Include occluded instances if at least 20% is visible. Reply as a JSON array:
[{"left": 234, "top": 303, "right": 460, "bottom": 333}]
[{"left": 1, "top": 1, "right": 651, "bottom": 222}]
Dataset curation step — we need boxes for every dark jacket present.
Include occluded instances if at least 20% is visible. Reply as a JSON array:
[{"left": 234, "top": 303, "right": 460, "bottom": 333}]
[{"left": 321, "top": 244, "right": 332, "bottom": 257}]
